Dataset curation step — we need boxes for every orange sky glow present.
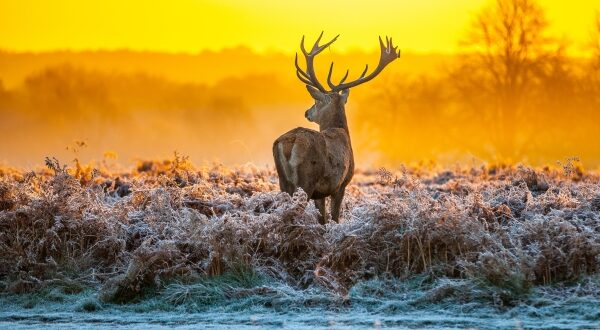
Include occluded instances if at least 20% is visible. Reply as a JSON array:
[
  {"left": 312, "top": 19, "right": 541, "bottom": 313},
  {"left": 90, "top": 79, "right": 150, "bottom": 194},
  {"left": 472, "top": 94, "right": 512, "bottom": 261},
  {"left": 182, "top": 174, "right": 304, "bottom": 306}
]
[
  {"left": 0, "top": 0, "right": 598, "bottom": 54},
  {"left": 1, "top": 0, "right": 599, "bottom": 168}
]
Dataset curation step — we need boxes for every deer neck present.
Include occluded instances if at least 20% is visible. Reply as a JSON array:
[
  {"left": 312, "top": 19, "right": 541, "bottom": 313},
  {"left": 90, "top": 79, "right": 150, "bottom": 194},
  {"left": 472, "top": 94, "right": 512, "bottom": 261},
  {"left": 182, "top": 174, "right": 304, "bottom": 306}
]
[{"left": 319, "top": 104, "right": 350, "bottom": 136}]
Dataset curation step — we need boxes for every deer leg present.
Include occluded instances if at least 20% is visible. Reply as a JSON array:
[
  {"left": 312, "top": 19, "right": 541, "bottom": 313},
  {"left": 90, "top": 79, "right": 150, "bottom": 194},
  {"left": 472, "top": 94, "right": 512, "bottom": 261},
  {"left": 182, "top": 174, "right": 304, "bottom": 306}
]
[
  {"left": 277, "top": 177, "right": 294, "bottom": 196},
  {"left": 273, "top": 144, "right": 295, "bottom": 195},
  {"left": 330, "top": 188, "right": 346, "bottom": 223},
  {"left": 314, "top": 198, "right": 326, "bottom": 225}
]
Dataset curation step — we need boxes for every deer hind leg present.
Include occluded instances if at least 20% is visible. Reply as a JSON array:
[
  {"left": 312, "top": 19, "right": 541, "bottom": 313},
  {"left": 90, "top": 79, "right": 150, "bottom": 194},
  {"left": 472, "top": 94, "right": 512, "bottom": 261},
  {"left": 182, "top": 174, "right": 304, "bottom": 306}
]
[
  {"left": 274, "top": 157, "right": 292, "bottom": 194},
  {"left": 331, "top": 188, "right": 346, "bottom": 223},
  {"left": 273, "top": 142, "right": 295, "bottom": 195},
  {"left": 314, "top": 198, "right": 326, "bottom": 225}
]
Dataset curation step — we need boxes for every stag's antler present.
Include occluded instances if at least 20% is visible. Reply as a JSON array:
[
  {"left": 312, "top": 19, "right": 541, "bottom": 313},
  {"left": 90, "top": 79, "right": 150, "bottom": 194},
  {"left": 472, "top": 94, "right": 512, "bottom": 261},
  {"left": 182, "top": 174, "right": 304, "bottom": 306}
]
[
  {"left": 327, "top": 36, "right": 400, "bottom": 92},
  {"left": 295, "top": 33, "right": 400, "bottom": 93},
  {"left": 295, "top": 31, "right": 339, "bottom": 93}
]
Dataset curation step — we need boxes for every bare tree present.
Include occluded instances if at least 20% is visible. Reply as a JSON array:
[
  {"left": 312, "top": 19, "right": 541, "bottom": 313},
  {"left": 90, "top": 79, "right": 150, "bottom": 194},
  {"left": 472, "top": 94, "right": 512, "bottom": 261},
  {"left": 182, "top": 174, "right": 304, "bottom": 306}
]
[
  {"left": 587, "top": 12, "right": 600, "bottom": 111},
  {"left": 454, "top": 0, "right": 560, "bottom": 159},
  {"left": 592, "top": 11, "right": 600, "bottom": 62},
  {"left": 592, "top": 12, "right": 600, "bottom": 69}
]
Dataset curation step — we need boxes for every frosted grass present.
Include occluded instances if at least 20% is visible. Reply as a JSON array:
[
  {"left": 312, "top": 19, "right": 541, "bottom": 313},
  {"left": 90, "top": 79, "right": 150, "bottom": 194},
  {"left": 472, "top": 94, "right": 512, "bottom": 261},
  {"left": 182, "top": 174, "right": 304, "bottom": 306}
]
[{"left": 1, "top": 159, "right": 599, "bottom": 328}]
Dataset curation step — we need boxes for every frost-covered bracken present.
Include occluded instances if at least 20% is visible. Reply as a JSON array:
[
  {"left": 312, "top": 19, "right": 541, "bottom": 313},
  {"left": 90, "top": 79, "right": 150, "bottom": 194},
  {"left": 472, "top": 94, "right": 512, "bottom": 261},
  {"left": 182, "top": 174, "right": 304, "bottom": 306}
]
[{"left": 0, "top": 158, "right": 598, "bottom": 303}]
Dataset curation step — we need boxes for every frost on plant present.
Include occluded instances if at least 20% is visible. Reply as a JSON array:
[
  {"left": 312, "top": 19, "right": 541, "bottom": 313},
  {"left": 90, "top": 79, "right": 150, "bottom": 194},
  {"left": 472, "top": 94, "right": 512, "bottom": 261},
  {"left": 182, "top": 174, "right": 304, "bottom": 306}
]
[{"left": 0, "top": 159, "right": 598, "bottom": 303}]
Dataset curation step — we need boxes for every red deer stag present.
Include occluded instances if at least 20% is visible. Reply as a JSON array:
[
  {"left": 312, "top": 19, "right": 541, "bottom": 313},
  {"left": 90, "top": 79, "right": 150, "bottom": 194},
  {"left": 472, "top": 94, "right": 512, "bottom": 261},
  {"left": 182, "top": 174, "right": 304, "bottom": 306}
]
[{"left": 273, "top": 33, "right": 400, "bottom": 224}]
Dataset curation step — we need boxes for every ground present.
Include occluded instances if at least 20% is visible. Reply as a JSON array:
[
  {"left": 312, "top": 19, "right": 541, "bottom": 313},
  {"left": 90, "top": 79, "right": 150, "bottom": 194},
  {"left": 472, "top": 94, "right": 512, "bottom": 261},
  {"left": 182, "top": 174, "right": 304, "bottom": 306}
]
[{"left": 0, "top": 158, "right": 598, "bottom": 328}]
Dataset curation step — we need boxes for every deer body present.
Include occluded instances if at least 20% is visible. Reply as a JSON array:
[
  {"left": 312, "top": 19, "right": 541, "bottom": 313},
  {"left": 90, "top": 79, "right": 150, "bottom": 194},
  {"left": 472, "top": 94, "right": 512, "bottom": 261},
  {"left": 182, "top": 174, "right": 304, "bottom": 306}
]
[
  {"left": 274, "top": 91, "right": 354, "bottom": 223},
  {"left": 274, "top": 33, "right": 400, "bottom": 224},
  {"left": 274, "top": 127, "right": 353, "bottom": 199}
]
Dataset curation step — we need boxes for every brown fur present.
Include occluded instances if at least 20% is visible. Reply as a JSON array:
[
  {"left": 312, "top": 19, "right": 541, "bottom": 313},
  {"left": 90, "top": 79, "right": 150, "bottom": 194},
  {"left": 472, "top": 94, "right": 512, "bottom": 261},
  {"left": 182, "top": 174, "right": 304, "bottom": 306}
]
[
  {"left": 275, "top": 33, "right": 400, "bottom": 224},
  {"left": 273, "top": 92, "right": 353, "bottom": 224}
]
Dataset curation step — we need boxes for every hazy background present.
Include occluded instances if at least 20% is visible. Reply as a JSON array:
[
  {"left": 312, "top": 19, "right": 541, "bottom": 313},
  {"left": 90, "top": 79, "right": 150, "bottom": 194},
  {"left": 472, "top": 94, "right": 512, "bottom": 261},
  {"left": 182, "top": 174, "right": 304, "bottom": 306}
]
[{"left": 0, "top": 0, "right": 599, "bottom": 168}]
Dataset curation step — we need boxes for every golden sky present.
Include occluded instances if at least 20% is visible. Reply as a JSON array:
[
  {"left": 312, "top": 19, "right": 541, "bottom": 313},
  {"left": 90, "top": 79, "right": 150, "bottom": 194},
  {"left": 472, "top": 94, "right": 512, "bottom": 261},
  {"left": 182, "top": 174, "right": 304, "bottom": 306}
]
[{"left": 0, "top": 0, "right": 598, "bottom": 54}]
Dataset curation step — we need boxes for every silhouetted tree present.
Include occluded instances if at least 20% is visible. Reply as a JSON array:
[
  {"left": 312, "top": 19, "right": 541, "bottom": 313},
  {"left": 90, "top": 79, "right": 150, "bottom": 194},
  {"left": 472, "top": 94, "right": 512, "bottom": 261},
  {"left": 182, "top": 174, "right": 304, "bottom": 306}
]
[
  {"left": 587, "top": 12, "right": 600, "bottom": 111},
  {"left": 593, "top": 13, "right": 600, "bottom": 63},
  {"left": 23, "top": 65, "right": 116, "bottom": 122},
  {"left": 353, "top": 75, "right": 456, "bottom": 163},
  {"left": 454, "top": 0, "right": 560, "bottom": 159},
  {"left": 0, "top": 80, "right": 6, "bottom": 113},
  {"left": 0, "top": 80, "right": 6, "bottom": 103}
]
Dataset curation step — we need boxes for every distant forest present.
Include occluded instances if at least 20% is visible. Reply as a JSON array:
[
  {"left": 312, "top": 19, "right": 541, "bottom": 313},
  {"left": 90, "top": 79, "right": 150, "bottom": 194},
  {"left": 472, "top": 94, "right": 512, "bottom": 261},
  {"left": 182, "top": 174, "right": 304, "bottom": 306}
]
[{"left": 1, "top": 0, "right": 599, "bottom": 168}]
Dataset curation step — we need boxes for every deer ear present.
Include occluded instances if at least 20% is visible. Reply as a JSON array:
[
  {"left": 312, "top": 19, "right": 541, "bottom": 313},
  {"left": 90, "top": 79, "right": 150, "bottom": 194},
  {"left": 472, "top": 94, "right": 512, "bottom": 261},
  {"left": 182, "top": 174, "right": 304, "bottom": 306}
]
[
  {"left": 340, "top": 89, "right": 350, "bottom": 104},
  {"left": 306, "top": 85, "right": 327, "bottom": 102}
]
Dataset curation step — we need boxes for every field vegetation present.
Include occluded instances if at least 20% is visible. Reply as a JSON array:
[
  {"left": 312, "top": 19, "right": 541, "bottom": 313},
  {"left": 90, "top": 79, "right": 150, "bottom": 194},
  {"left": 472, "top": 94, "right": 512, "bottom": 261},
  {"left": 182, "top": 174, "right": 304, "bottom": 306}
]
[
  {"left": 0, "top": 156, "right": 598, "bottom": 316},
  {"left": 1, "top": 1, "right": 600, "bottom": 326},
  {"left": 1, "top": 1, "right": 600, "bottom": 167}
]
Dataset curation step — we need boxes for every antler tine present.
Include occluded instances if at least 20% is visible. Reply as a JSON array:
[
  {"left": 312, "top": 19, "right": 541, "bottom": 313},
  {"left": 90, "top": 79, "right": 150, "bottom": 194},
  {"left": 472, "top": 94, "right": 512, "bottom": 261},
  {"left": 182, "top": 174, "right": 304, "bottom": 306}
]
[
  {"left": 327, "top": 62, "right": 336, "bottom": 90},
  {"left": 296, "top": 34, "right": 399, "bottom": 93},
  {"left": 296, "top": 71, "right": 313, "bottom": 86},
  {"left": 326, "top": 62, "right": 347, "bottom": 89},
  {"left": 295, "top": 32, "right": 340, "bottom": 92},
  {"left": 389, "top": 37, "right": 399, "bottom": 54},
  {"left": 339, "top": 69, "right": 349, "bottom": 84},
  {"left": 296, "top": 69, "right": 314, "bottom": 86},
  {"left": 328, "top": 35, "right": 400, "bottom": 92},
  {"left": 295, "top": 53, "right": 311, "bottom": 80},
  {"left": 315, "top": 34, "right": 339, "bottom": 54},
  {"left": 327, "top": 62, "right": 351, "bottom": 90},
  {"left": 300, "top": 35, "right": 308, "bottom": 55},
  {"left": 308, "top": 31, "right": 339, "bottom": 55},
  {"left": 359, "top": 64, "right": 369, "bottom": 79},
  {"left": 311, "top": 31, "right": 324, "bottom": 52}
]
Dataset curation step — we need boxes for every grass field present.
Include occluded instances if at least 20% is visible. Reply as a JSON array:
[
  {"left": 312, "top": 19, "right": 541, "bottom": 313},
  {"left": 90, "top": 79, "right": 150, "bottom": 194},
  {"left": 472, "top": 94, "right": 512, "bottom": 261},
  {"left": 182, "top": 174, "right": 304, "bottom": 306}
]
[{"left": 0, "top": 157, "right": 599, "bottom": 328}]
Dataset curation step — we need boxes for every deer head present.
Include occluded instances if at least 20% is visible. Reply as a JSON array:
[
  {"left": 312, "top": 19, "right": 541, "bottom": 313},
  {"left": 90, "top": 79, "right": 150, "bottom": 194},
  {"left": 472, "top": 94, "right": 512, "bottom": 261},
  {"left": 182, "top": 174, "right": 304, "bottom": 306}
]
[
  {"left": 295, "top": 32, "right": 401, "bottom": 128},
  {"left": 304, "top": 86, "right": 349, "bottom": 124},
  {"left": 273, "top": 32, "right": 401, "bottom": 224}
]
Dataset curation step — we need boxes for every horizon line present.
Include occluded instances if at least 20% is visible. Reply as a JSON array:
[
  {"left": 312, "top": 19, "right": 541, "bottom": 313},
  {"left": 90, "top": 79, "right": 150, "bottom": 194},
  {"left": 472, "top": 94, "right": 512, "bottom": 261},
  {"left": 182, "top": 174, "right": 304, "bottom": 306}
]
[{"left": 0, "top": 46, "right": 472, "bottom": 57}]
